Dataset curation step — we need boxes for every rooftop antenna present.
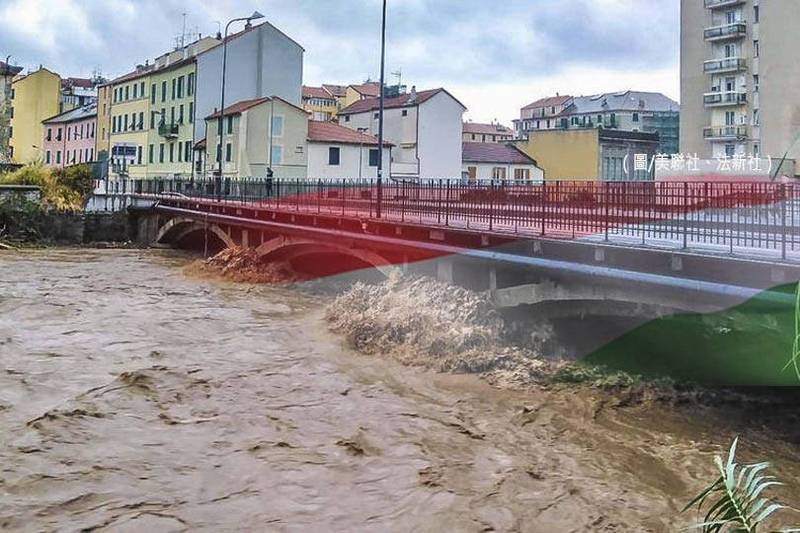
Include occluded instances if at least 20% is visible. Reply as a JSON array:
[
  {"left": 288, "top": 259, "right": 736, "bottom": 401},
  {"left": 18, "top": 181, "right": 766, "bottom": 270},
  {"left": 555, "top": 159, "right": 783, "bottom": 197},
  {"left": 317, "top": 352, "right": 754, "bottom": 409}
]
[
  {"left": 181, "top": 12, "right": 187, "bottom": 48},
  {"left": 391, "top": 69, "right": 402, "bottom": 88}
]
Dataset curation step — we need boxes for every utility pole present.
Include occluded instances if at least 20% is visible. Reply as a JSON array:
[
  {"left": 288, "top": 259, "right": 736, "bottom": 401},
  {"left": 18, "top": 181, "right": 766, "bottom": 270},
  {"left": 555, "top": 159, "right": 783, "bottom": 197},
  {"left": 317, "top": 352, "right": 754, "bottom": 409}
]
[{"left": 376, "top": 0, "right": 387, "bottom": 218}]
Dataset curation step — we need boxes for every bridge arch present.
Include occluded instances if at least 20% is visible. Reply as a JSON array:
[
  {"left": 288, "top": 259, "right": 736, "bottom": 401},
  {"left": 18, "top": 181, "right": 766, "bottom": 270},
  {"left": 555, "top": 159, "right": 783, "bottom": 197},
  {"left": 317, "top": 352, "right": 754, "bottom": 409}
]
[
  {"left": 155, "top": 217, "right": 236, "bottom": 251},
  {"left": 255, "top": 236, "right": 399, "bottom": 278}
]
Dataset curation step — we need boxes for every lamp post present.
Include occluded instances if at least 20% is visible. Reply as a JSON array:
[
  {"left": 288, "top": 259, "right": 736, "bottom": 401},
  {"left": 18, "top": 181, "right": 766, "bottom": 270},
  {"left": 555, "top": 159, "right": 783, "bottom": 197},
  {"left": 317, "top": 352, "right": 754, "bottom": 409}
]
[
  {"left": 376, "top": 0, "right": 387, "bottom": 218},
  {"left": 216, "top": 10, "right": 264, "bottom": 201}
]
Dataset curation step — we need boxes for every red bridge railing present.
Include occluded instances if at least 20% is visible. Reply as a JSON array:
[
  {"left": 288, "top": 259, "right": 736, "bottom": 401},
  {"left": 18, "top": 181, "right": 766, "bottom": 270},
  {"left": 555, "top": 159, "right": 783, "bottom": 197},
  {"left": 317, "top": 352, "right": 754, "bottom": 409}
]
[{"left": 127, "top": 178, "right": 800, "bottom": 260}]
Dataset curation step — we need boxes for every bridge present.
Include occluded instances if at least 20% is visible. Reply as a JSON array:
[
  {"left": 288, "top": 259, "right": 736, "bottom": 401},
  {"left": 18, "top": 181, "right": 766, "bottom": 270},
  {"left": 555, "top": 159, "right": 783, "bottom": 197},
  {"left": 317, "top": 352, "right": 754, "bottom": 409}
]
[{"left": 124, "top": 177, "right": 800, "bottom": 384}]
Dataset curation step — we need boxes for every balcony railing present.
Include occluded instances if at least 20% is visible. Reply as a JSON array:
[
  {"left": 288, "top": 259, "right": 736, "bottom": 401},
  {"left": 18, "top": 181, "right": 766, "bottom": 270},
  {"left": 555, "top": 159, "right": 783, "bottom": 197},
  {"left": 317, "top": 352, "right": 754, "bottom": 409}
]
[
  {"left": 158, "top": 122, "right": 179, "bottom": 138},
  {"left": 704, "top": 0, "right": 746, "bottom": 9},
  {"left": 704, "top": 22, "right": 747, "bottom": 41},
  {"left": 704, "top": 57, "right": 747, "bottom": 73},
  {"left": 703, "top": 91, "right": 747, "bottom": 106},
  {"left": 703, "top": 125, "right": 749, "bottom": 140}
]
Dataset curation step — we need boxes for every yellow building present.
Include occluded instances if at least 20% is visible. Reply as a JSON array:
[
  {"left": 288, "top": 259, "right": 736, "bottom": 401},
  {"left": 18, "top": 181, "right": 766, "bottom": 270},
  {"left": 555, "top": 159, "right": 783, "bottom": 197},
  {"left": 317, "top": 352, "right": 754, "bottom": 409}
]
[
  {"left": 343, "top": 82, "right": 380, "bottom": 108},
  {"left": 145, "top": 59, "right": 199, "bottom": 178},
  {"left": 302, "top": 86, "right": 338, "bottom": 121},
  {"left": 9, "top": 68, "right": 61, "bottom": 164},
  {"left": 95, "top": 84, "right": 112, "bottom": 158},
  {"left": 515, "top": 128, "right": 660, "bottom": 181},
  {"left": 204, "top": 96, "right": 308, "bottom": 179},
  {"left": 103, "top": 36, "right": 218, "bottom": 179}
]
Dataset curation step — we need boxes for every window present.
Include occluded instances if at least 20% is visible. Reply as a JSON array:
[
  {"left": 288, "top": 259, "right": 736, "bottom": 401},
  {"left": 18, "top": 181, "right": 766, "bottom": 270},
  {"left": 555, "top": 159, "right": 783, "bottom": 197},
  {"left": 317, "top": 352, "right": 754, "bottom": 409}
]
[
  {"left": 369, "top": 149, "right": 379, "bottom": 167},
  {"left": 402, "top": 109, "right": 408, "bottom": 117},
  {"left": 226, "top": 115, "right": 233, "bottom": 134},
  {"left": 725, "top": 111, "right": 736, "bottom": 126},
  {"left": 132, "top": 84, "right": 138, "bottom": 99},
  {"left": 148, "top": 144, "right": 154, "bottom": 163},
  {"left": 159, "top": 143, "right": 164, "bottom": 163},
  {"left": 177, "top": 76, "right": 184, "bottom": 98},
  {"left": 179, "top": 104, "right": 184, "bottom": 123},
  {"left": 344, "top": 115, "right": 350, "bottom": 122},
  {"left": 56, "top": 150, "right": 61, "bottom": 164},
  {"left": 171, "top": 78, "right": 176, "bottom": 100},
  {"left": 632, "top": 112, "right": 639, "bottom": 123},
  {"left": 161, "top": 81, "right": 167, "bottom": 102},
  {"left": 138, "top": 112, "right": 143, "bottom": 130},
  {"left": 56, "top": 127, "right": 62, "bottom": 140},
  {"left": 184, "top": 141, "right": 191, "bottom": 163},
  {"left": 46, "top": 128, "right": 52, "bottom": 141},
  {"left": 188, "top": 102, "right": 194, "bottom": 123},
  {"left": 753, "top": 74, "right": 759, "bottom": 92},
  {"left": 514, "top": 168, "right": 530, "bottom": 180},
  {"left": 725, "top": 144, "right": 736, "bottom": 157},
  {"left": 374, "top": 112, "right": 379, "bottom": 120},
  {"left": 140, "top": 82, "right": 145, "bottom": 98},
  {"left": 271, "top": 145, "right": 282, "bottom": 165},
  {"left": 67, "top": 126, "right": 71, "bottom": 140},
  {"left": 271, "top": 115, "right": 283, "bottom": 137},
  {"left": 225, "top": 143, "right": 232, "bottom": 162},
  {"left": 754, "top": 5, "right": 759, "bottom": 23},
  {"left": 467, "top": 166, "right": 477, "bottom": 181},
  {"left": 492, "top": 167, "right": 507, "bottom": 179},
  {"left": 187, "top": 72, "right": 194, "bottom": 96},
  {"left": 169, "top": 143, "right": 174, "bottom": 162},
  {"left": 753, "top": 143, "right": 760, "bottom": 157},
  {"left": 170, "top": 107, "right": 175, "bottom": 125},
  {"left": 137, "top": 146, "right": 142, "bottom": 165},
  {"left": 753, "top": 40, "right": 759, "bottom": 58},
  {"left": 45, "top": 151, "right": 51, "bottom": 164},
  {"left": 328, "top": 146, "right": 340, "bottom": 165},
  {"left": 150, "top": 112, "right": 156, "bottom": 129},
  {"left": 124, "top": 86, "right": 129, "bottom": 100},
  {"left": 151, "top": 84, "right": 156, "bottom": 104},
  {"left": 123, "top": 115, "right": 128, "bottom": 131},
  {"left": 753, "top": 108, "right": 760, "bottom": 126},
  {"left": 178, "top": 141, "right": 183, "bottom": 162}
]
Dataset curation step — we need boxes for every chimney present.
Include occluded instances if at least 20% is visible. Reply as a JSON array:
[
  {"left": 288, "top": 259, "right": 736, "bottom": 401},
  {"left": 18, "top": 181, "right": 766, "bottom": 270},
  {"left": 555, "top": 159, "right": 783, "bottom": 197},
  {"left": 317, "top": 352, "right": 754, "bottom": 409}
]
[
  {"left": 216, "top": 31, "right": 222, "bottom": 40},
  {"left": 408, "top": 85, "right": 417, "bottom": 103}
]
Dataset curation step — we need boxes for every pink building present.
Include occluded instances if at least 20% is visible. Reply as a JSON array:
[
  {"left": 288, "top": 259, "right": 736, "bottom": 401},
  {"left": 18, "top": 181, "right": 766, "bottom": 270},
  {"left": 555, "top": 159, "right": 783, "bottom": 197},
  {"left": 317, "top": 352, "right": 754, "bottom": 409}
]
[{"left": 41, "top": 103, "right": 97, "bottom": 167}]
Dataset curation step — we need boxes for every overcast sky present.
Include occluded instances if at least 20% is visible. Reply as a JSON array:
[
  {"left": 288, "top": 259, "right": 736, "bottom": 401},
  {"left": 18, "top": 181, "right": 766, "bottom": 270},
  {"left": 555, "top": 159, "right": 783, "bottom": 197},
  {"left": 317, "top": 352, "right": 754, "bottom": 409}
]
[{"left": 0, "top": 0, "right": 679, "bottom": 124}]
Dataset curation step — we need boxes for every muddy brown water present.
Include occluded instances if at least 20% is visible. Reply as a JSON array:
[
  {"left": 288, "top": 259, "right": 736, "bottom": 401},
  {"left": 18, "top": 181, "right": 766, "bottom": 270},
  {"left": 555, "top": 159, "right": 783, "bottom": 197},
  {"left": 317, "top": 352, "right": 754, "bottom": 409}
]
[{"left": 1, "top": 249, "right": 799, "bottom": 532}]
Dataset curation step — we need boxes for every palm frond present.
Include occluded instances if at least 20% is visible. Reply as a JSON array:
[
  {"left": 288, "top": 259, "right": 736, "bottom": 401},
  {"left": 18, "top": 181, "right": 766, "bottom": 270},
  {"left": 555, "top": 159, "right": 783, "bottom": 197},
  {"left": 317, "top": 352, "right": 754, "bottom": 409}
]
[
  {"left": 683, "top": 437, "right": 795, "bottom": 532},
  {"left": 782, "top": 282, "right": 800, "bottom": 381}
]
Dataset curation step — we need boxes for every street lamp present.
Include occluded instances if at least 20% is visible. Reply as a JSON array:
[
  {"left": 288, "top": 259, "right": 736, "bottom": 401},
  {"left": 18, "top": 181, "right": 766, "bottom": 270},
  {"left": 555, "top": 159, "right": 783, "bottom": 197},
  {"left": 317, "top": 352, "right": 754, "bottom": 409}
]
[
  {"left": 216, "top": 10, "right": 265, "bottom": 201},
  {"left": 376, "top": 0, "right": 387, "bottom": 218}
]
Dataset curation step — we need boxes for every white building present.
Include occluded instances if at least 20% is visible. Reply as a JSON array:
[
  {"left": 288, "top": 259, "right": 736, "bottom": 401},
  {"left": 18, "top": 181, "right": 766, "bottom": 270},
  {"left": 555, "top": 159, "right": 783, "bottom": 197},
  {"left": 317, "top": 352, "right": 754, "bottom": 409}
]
[
  {"left": 338, "top": 86, "right": 467, "bottom": 179},
  {"left": 462, "top": 142, "right": 543, "bottom": 182},
  {"left": 680, "top": 0, "right": 800, "bottom": 176},
  {"left": 194, "top": 21, "right": 304, "bottom": 143},
  {"left": 307, "top": 121, "right": 391, "bottom": 179}
]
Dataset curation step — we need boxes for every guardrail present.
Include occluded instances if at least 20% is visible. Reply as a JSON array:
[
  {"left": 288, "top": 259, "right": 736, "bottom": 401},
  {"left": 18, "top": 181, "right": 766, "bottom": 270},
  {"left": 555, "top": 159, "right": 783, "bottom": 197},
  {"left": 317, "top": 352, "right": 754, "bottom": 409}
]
[{"left": 125, "top": 177, "right": 800, "bottom": 260}]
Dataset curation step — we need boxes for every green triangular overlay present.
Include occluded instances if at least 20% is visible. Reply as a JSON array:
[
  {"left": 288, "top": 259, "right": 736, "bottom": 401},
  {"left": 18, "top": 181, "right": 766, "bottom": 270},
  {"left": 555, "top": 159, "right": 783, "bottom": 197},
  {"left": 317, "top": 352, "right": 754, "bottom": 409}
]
[{"left": 583, "top": 283, "right": 800, "bottom": 386}]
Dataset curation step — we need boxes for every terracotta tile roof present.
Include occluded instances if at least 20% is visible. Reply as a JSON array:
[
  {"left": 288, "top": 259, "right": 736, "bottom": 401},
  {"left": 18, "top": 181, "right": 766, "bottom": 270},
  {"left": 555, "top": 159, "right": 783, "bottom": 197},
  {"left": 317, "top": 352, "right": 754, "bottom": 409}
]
[
  {"left": 302, "top": 85, "right": 333, "bottom": 99},
  {"left": 0, "top": 61, "right": 22, "bottom": 76},
  {"left": 62, "top": 77, "right": 94, "bottom": 89},
  {"left": 308, "top": 121, "right": 392, "bottom": 146},
  {"left": 350, "top": 82, "right": 380, "bottom": 97},
  {"left": 206, "top": 97, "right": 271, "bottom": 119},
  {"left": 322, "top": 84, "right": 347, "bottom": 97},
  {"left": 462, "top": 142, "right": 538, "bottom": 166},
  {"left": 463, "top": 122, "right": 514, "bottom": 136},
  {"left": 339, "top": 88, "right": 464, "bottom": 115},
  {"left": 521, "top": 95, "right": 572, "bottom": 111}
]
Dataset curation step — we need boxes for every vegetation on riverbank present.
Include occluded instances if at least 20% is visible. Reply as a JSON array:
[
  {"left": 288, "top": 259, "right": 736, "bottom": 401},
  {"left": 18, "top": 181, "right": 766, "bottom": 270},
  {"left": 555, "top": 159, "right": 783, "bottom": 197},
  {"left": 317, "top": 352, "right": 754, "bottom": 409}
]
[{"left": 0, "top": 163, "right": 95, "bottom": 245}]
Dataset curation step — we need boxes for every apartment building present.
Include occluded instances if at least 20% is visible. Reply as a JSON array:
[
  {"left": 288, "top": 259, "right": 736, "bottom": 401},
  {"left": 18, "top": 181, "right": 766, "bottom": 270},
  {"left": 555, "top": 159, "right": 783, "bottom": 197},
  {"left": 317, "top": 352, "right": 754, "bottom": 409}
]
[
  {"left": 0, "top": 60, "right": 23, "bottom": 163},
  {"left": 343, "top": 82, "right": 381, "bottom": 108},
  {"left": 462, "top": 142, "right": 543, "bottom": 181},
  {"left": 338, "top": 86, "right": 467, "bottom": 178},
  {"left": 41, "top": 103, "right": 97, "bottom": 167},
  {"left": 462, "top": 121, "right": 514, "bottom": 143},
  {"left": 302, "top": 86, "right": 338, "bottom": 121},
  {"left": 680, "top": 0, "right": 800, "bottom": 175},
  {"left": 8, "top": 67, "right": 61, "bottom": 164},
  {"left": 514, "top": 91, "right": 679, "bottom": 154}
]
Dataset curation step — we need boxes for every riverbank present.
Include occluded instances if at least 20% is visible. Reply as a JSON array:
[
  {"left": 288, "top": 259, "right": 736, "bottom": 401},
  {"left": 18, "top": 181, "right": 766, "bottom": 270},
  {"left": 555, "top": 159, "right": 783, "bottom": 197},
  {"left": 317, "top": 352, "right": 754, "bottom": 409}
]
[{"left": 1, "top": 247, "right": 799, "bottom": 530}]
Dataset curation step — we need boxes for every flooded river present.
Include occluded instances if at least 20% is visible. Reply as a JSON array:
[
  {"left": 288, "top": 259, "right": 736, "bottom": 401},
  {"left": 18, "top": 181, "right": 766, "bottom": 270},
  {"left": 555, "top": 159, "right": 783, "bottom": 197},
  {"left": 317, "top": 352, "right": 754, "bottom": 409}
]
[{"left": 1, "top": 249, "right": 799, "bottom": 532}]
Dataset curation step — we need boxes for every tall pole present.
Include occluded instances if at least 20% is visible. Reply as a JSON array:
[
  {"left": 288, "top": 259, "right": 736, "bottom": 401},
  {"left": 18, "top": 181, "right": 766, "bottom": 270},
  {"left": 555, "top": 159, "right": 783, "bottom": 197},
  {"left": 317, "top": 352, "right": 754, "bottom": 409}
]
[
  {"left": 216, "top": 21, "right": 232, "bottom": 202},
  {"left": 215, "top": 12, "right": 265, "bottom": 201},
  {"left": 376, "top": 0, "right": 387, "bottom": 218}
]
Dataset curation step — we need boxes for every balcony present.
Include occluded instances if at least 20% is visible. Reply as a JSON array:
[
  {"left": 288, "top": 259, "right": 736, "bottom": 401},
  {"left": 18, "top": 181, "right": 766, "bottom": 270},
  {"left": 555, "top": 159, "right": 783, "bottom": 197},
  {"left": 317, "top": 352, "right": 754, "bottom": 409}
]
[
  {"left": 158, "top": 122, "right": 179, "bottom": 139},
  {"left": 704, "top": 57, "right": 747, "bottom": 74},
  {"left": 704, "top": 22, "right": 747, "bottom": 41},
  {"left": 704, "top": 0, "right": 745, "bottom": 9},
  {"left": 703, "top": 91, "right": 747, "bottom": 107},
  {"left": 703, "top": 125, "right": 749, "bottom": 141}
]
